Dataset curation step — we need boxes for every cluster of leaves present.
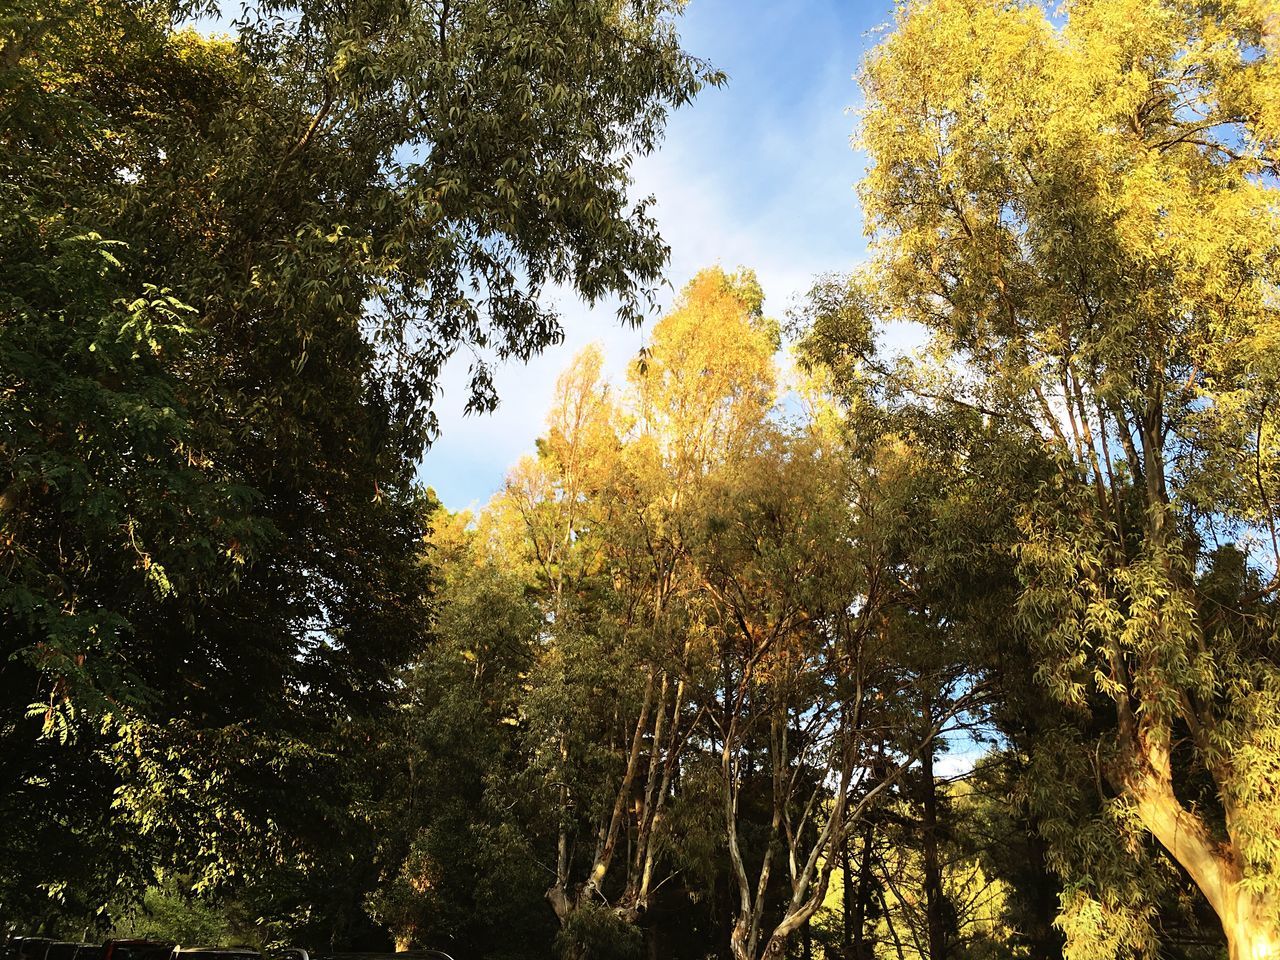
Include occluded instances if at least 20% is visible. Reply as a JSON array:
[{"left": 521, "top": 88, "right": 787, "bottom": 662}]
[
  {"left": 369, "top": 268, "right": 1055, "bottom": 960},
  {"left": 1, "top": 0, "right": 717, "bottom": 936}
]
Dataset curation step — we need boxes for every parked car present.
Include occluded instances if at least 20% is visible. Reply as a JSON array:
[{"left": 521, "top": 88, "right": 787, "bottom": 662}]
[
  {"left": 101, "top": 940, "right": 173, "bottom": 960},
  {"left": 45, "top": 943, "right": 97, "bottom": 960},
  {"left": 2, "top": 940, "right": 102, "bottom": 960},
  {"left": 15, "top": 938, "right": 51, "bottom": 960},
  {"left": 169, "top": 947, "right": 260, "bottom": 960},
  {"left": 1, "top": 937, "right": 32, "bottom": 960}
]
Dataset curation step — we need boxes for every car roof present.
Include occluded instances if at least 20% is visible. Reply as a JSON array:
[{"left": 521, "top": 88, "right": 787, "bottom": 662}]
[{"left": 104, "top": 946, "right": 169, "bottom": 955}]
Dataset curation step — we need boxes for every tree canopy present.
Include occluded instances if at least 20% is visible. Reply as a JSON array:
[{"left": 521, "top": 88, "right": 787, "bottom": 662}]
[
  {"left": 4, "top": 1, "right": 1280, "bottom": 959},
  {"left": 1, "top": 0, "right": 719, "bottom": 931},
  {"left": 857, "top": 1, "right": 1280, "bottom": 957}
]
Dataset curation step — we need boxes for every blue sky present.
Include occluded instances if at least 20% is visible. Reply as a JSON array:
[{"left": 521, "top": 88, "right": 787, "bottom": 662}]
[{"left": 419, "top": 0, "right": 899, "bottom": 510}]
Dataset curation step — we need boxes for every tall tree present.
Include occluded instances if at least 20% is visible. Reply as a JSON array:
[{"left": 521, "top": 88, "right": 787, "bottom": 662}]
[
  {"left": 511, "top": 269, "right": 775, "bottom": 953},
  {"left": 1, "top": 0, "right": 719, "bottom": 926},
  {"left": 858, "top": 1, "right": 1280, "bottom": 956},
  {"left": 796, "top": 270, "right": 1060, "bottom": 960},
  {"left": 690, "top": 394, "right": 991, "bottom": 960},
  {"left": 368, "top": 510, "right": 552, "bottom": 959}
]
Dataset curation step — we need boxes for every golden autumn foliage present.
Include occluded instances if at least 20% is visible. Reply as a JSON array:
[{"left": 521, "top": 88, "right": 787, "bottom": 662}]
[{"left": 859, "top": 1, "right": 1280, "bottom": 957}]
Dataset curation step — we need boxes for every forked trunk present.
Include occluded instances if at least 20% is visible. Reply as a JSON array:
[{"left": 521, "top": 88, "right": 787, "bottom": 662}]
[
  {"left": 547, "top": 882, "right": 572, "bottom": 925},
  {"left": 1123, "top": 742, "right": 1279, "bottom": 960}
]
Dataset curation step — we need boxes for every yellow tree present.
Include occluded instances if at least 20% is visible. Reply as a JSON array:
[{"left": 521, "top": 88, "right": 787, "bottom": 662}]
[
  {"left": 859, "top": 1, "right": 1280, "bottom": 957},
  {"left": 690, "top": 408, "right": 991, "bottom": 960},
  {"left": 499, "top": 268, "right": 782, "bottom": 954},
  {"left": 627, "top": 266, "right": 777, "bottom": 480}
]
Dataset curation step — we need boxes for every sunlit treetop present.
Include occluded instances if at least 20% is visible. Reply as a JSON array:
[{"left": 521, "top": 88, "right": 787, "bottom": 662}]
[{"left": 628, "top": 266, "right": 779, "bottom": 475}]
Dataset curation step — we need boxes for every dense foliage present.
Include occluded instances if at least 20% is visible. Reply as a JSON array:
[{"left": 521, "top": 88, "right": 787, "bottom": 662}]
[
  {"left": 4, "top": 1, "right": 1279, "bottom": 960},
  {"left": 1, "top": 0, "right": 718, "bottom": 938}
]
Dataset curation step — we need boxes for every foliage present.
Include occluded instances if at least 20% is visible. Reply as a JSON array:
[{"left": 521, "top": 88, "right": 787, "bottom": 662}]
[
  {"left": 110, "top": 880, "right": 259, "bottom": 948},
  {"left": 1, "top": 0, "right": 717, "bottom": 932},
  {"left": 373, "top": 266, "right": 1056, "bottom": 960},
  {"left": 8, "top": 1, "right": 1280, "bottom": 957},
  {"left": 367, "top": 513, "right": 552, "bottom": 958},
  {"left": 857, "top": 0, "right": 1280, "bottom": 956},
  {"left": 555, "top": 903, "right": 645, "bottom": 960}
]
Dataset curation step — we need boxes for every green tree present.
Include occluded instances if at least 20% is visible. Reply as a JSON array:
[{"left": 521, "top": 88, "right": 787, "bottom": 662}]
[
  {"left": 2, "top": 0, "right": 718, "bottom": 928},
  {"left": 858, "top": 1, "right": 1280, "bottom": 956},
  {"left": 796, "top": 271, "right": 1060, "bottom": 960},
  {"left": 368, "top": 510, "right": 552, "bottom": 959}
]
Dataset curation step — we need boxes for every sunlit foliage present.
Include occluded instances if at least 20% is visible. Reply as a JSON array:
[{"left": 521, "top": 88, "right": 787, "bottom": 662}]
[{"left": 859, "top": 0, "right": 1280, "bottom": 956}]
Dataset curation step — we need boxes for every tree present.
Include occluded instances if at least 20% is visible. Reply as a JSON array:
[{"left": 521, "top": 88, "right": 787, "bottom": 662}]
[
  {"left": 687, "top": 366, "right": 993, "bottom": 960},
  {"left": 511, "top": 269, "right": 774, "bottom": 951},
  {"left": 376, "top": 267, "right": 871, "bottom": 960},
  {"left": 858, "top": 1, "right": 1280, "bottom": 956},
  {"left": 1, "top": 0, "right": 720, "bottom": 925},
  {"left": 795, "top": 270, "right": 1061, "bottom": 960},
  {"left": 367, "top": 510, "right": 553, "bottom": 959}
]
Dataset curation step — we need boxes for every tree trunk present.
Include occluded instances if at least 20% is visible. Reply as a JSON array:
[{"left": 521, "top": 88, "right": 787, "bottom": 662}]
[
  {"left": 646, "top": 924, "right": 660, "bottom": 960},
  {"left": 919, "top": 695, "right": 948, "bottom": 960},
  {"left": 851, "top": 823, "right": 876, "bottom": 960},
  {"left": 547, "top": 882, "right": 572, "bottom": 926},
  {"left": 1224, "top": 900, "right": 1280, "bottom": 960},
  {"left": 1021, "top": 822, "right": 1064, "bottom": 958},
  {"left": 1121, "top": 739, "right": 1279, "bottom": 960},
  {"left": 841, "top": 832, "right": 853, "bottom": 958}
]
